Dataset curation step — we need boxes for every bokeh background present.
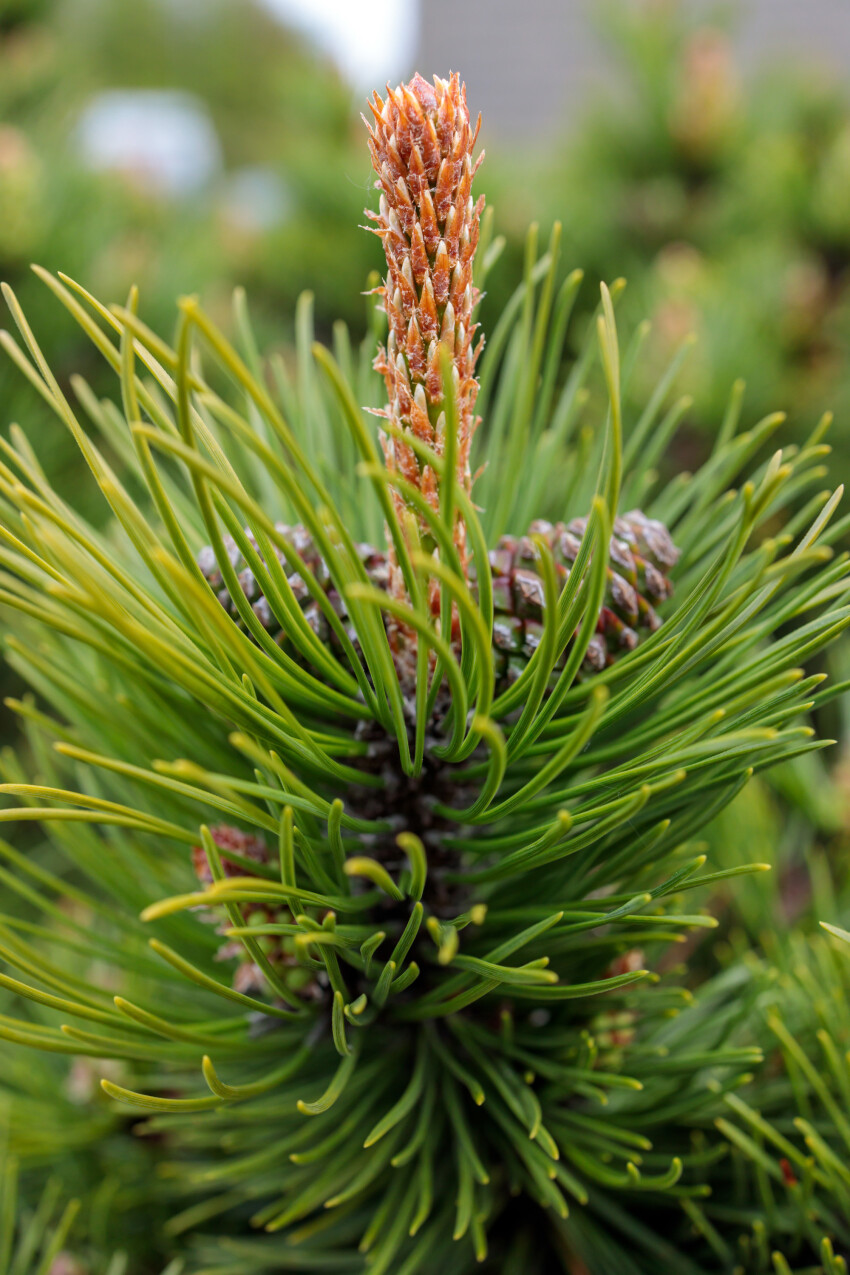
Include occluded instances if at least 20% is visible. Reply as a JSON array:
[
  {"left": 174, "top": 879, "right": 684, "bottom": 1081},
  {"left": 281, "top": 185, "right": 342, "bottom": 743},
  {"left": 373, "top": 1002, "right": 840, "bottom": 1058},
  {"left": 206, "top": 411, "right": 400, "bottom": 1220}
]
[
  {"left": 2, "top": 0, "right": 850, "bottom": 956},
  {"left": 4, "top": 0, "right": 850, "bottom": 487}
]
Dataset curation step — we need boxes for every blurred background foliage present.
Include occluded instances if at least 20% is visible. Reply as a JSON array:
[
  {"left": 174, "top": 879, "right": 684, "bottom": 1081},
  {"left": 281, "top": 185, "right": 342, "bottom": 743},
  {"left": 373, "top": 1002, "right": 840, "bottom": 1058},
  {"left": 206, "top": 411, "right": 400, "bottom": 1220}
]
[
  {"left": 483, "top": 1, "right": 850, "bottom": 447},
  {"left": 0, "top": 0, "right": 382, "bottom": 510}
]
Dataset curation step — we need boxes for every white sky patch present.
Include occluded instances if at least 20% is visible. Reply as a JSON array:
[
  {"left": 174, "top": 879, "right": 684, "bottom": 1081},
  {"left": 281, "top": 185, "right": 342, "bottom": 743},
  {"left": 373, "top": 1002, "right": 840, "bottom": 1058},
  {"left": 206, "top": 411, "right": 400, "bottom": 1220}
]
[
  {"left": 258, "top": 0, "right": 417, "bottom": 92},
  {"left": 76, "top": 90, "right": 222, "bottom": 196}
]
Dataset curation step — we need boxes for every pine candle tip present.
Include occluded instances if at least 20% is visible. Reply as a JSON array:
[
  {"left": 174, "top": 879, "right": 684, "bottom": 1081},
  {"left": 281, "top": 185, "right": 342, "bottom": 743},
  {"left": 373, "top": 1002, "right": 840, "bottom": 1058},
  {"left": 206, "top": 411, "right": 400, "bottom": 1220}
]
[
  {"left": 408, "top": 71, "right": 438, "bottom": 112},
  {"left": 365, "top": 72, "right": 485, "bottom": 609}
]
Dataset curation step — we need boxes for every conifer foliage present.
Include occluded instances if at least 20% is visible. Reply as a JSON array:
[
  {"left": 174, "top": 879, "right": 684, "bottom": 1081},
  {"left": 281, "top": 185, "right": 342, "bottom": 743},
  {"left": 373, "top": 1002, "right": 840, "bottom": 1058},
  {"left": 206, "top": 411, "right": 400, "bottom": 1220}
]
[{"left": 0, "top": 73, "right": 849, "bottom": 1274}]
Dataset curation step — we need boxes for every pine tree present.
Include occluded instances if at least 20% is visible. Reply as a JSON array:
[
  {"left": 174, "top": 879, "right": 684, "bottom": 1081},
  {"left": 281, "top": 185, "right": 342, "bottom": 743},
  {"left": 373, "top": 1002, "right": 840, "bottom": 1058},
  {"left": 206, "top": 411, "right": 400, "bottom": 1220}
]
[{"left": 0, "top": 71, "right": 849, "bottom": 1274}]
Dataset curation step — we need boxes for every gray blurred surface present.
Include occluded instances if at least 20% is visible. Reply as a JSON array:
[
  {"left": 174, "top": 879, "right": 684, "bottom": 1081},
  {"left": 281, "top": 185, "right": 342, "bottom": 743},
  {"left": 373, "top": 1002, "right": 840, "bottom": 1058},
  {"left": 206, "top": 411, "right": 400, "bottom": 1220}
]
[
  {"left": 735, "top": 0, "right": 850, "bottom": 64},
  {"left": 415, "top": 1, "right": 850, "bottom": 140}
]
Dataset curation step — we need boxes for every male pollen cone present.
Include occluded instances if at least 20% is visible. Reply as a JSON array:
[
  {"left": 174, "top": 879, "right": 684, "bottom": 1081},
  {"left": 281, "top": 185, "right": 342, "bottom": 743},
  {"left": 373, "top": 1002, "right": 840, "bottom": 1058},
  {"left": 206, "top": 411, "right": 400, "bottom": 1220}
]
[{"left": 364, "top": 72, "right": 485, "bottom": 606}]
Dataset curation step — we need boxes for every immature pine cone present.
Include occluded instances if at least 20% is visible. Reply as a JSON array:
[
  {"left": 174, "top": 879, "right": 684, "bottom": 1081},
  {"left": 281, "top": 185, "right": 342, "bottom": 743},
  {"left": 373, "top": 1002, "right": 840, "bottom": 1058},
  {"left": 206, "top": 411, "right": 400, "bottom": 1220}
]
[
  {"left": 364, "top": 72, "right": 484, "bottom": 594},
  {"left": 487, "top": 512, "right": 679, "bottom": 687},
  {"left": 199, "top": 510, "right": 678, "bottom": 689}
]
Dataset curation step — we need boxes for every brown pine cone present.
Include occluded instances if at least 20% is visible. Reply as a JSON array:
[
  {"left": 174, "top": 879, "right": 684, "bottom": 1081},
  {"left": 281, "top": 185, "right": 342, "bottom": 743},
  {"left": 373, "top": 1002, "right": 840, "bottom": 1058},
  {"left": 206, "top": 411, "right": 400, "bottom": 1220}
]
[
  {"left": 487, "top": 511, "right": 679, "bottom": 686},
  {"left": 198, "top": 509, "right": 677, "bottom": 690}
]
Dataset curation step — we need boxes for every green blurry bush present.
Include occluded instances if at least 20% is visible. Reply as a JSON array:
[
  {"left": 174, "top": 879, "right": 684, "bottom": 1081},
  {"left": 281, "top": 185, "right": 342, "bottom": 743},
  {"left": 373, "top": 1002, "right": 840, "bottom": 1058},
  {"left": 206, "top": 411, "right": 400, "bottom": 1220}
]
[
  {"left": 484, "top": 1, "right": 850, "bottom": 449},
  {"left": 0, "top": 0, "right": 380, "bottom": 509}
]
